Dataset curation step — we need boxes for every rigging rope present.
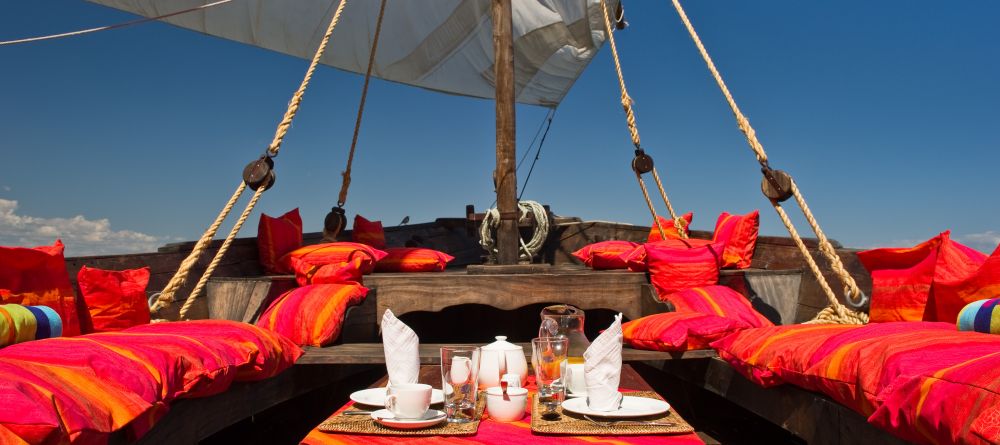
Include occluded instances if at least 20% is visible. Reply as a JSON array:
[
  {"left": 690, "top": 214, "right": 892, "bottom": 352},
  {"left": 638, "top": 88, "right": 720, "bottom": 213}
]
[
  {"left": 151, "top": 0, "right": 350, "bottom": 318},
  {"left": 670, "top": 0, "right": 868, "bottom": 324},
  {"left": 480, "top": 200, "right": 550, "bottom": 262},
  {"left": 0, "top": 0, "right": 234, "bottom": 47},
  {"left": 518, "top": 108, "right": 555, "bottom": 200},
  {"left": 337, "top": 0, "right": 388, "bottom": 209},
  {"left": 599, "top": 0, "right": 688, "bottom": 240}
]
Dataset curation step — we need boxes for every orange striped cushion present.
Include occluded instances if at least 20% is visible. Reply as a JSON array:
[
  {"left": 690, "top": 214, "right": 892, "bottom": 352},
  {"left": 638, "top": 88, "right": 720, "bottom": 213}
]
[
  {"left": 375, "top": 247, "right": 454, "bottom": 273},
  {"left": 352, "top": 214, "right": 386, "bottom": 249},
  {"left": 870, "top": 338, "right": 1000, "bottom": 445},
  {"left": 257, "top": 208, "right": 303, "bottom": 274},
  {"left": 647, "top": 212, "right": 693, "bottom": 242},
  {"left": 710, "top": 324, "right": 860, "bottom": 387},
  {"left": 256, "top": 284, "right": 369, "bottom": 347},
  {"left": 292, "top": 257, "right": 364, "bottom": 286},
  {"left": 859, "top": 231, "right": 987, "bottom": 322},
  {"left": 572, "top": 241, "right": 638, "bottom": 270},
  {"left": 662, "top": 286, "right": 773, "bottom": 328},
  {"left": 280, "top": 242, "right": 388, "bottom": 276},
  {"left": 622, "top": 311, "right": 749, "bottom": 352},
  {"left": 0, "top": 320, "right": 300, "bottom": 444},
  {"left": 712, "top": 210, "right": 759, "bottom": 269},
  {"left": 646, "top": 241, "right": 721, "bottom": 295},
  {"left": 622, "top": 239, "right": 715, "bottom": 272}
]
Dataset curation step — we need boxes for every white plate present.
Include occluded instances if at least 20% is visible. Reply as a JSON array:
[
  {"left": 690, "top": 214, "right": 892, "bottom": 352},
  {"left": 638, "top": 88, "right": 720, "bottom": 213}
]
[
  {"left": 350, "top": 387, "right": 446, "bottom": 407},
  {"left": 561, "top": 395, "right": 670, "bottom": 418},
  {"left": 371, "top": 409, "right": 447, "bottom": 429}
]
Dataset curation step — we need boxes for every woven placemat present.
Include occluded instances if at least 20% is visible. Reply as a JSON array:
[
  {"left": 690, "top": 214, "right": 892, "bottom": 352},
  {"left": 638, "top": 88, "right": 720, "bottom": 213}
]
[
  {"left": 318, "top": 393, "right": 486, "bottom": 436},
  {"left": 530, "top": 391, "right": 695, "bottom": 436}
]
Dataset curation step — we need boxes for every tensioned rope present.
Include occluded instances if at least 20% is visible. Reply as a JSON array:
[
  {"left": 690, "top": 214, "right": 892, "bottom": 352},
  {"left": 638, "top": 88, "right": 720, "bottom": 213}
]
[
  {"left": 669, "top": 0, "right": 868, "bottom": 324},
  {"left": 0, "top": 0, "right": 233, "bottom": 46},
  {"left": 151, "top": 0, "right": 350, "bottom": 318},
  {"left": 599, "top": 0, "right": 687, "bottom": 241},
  {"left": 337, "top": 0, "right": 387, "bottom": 209}
]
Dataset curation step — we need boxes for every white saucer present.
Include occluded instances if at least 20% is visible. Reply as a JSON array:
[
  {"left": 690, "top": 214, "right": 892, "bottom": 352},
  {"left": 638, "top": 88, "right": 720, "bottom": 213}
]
[
  {"left": 371, "top": 409, "right": 447, "bottom": 429},
  {"left": 561, "top": 395, "right": 670, "bottom": 418},
  {"left": 350, "top": 387, "right": 445, "bottom": 406}
]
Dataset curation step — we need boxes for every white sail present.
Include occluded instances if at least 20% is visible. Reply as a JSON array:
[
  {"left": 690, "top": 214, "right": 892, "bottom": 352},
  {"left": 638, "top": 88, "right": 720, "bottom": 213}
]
[{"left": 86, "top": 0, "right": 619, "bottom": 106}]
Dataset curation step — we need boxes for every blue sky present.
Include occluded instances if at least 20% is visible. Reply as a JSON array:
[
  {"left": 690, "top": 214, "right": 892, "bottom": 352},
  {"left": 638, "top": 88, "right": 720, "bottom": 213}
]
[{"left": 1, "top": 1, "right": 998, "bottom": 256}]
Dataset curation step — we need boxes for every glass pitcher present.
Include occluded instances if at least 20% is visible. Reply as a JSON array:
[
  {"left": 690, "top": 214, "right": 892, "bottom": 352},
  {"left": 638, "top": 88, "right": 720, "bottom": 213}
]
[{"left": 538, "top": 304, "right": 589, "bottom": 362}]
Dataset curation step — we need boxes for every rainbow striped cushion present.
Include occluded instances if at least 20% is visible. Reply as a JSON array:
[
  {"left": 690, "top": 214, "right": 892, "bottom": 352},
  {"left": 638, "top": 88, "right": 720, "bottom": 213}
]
[
  {"left": 0, "top": 304, "right": 61, "bottom": 347},
  {"left": 870, "top": 341, "right": 1000, "bottom": 445},
  {"left": 0, "top": 320, "right": 301, "bottom": 444},
  {"left": 958, "top": 297, "right": 1000, "bottom": 334},
  {"left": 256, "top": 284, "right": 369, "bottom": 347},
  {"left": 622, "top": 311, "right": 749, "bottom": 352},
  {"left": 662, "top": 286, "right": 773, "bottom": 328}
]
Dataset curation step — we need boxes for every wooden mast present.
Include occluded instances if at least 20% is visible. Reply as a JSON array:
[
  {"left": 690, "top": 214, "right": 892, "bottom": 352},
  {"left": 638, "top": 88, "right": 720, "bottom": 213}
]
[{"left": 492, "top": 0, "right": 519, "bottom": 264}]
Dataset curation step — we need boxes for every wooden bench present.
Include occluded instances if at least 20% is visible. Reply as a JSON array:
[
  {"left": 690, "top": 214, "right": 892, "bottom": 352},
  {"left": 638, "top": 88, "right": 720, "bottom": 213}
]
[{"left": 297, "top": 343, "right": 718, "bottom": 365}]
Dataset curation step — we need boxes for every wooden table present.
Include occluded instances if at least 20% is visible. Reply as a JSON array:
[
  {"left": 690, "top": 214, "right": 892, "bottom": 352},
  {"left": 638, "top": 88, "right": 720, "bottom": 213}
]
[{"left": 299, "top": 365, "right": 712, "bottom": 445}]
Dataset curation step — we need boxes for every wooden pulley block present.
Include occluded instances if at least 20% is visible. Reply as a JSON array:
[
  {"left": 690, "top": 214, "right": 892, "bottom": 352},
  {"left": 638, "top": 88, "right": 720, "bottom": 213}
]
[
  {"left": 324, "top": 206, "right": 347, "bottom": 239},
  {"left": 761, "top": 168, "right": 794, "bottom": 202},
  {"left": 631, "top": 151, "right": 654, "bottom": 175},
  {"left": 243, "top": 155, "right": 276, "bottom": 191}
]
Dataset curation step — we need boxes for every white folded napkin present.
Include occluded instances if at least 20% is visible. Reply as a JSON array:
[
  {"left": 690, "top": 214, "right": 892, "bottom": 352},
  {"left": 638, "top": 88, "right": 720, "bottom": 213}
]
[
  {"left": 382, "top": 309, "right": 420, "bottom": 386},
  {"left": 583, "top": 313, "right": 624, "bottom": 411}
]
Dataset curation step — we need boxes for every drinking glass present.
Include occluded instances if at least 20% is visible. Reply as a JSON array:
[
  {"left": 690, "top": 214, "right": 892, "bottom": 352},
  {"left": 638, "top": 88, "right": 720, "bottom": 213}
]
[
  {"left": 531, "top": 337, "right": 569, "bottom": 416},
  {"left": 440, "top": 346, "right": 481, "bottom": 423}
]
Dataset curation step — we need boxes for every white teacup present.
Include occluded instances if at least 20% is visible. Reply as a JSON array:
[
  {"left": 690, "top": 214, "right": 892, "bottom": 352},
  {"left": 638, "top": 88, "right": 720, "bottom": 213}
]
[
  {"left": 385, "top": 383, "right": 432, "bottom": 419},
  {"left": 560, "top": 361, "right": 587, "bottom": 396},
  {"left": 485, "top": 386, "right": 528, "bottom": 422}
]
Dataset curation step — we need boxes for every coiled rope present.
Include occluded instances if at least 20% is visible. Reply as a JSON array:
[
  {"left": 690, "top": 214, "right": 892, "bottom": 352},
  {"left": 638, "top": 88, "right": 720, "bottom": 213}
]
[
  {"left": 150, "top": 0, "right": 349, "bottom": 319},
  {"left": 599, "top": 0, "right": 688, "bottom": 241},
  {"left": 480, "top": 200, "right": 550, "bottom": 262},
  {"left": 670, "top": 0, "right": 868, "bottom": 324}
]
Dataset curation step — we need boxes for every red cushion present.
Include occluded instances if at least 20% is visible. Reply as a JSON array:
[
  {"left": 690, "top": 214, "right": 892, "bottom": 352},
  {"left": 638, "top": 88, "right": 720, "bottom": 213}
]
[
  {"left": 712, "top": 210, "right": 759, "bottom": 269},
  {"left": 352, "top": 214, "right": 386, "bottom": 249},
  {"left": 0, "top": 319, "right": 301, "bottom": 444},
  {"left": 858, "top": 231, "right": 987, "bottom": 322},
  {"left": 280, "top": 242, "right": 388, "bottom": 276},
  {"left": 930, "top": 243, "right": 999, "bottom": 324},
  {"left": 622, "top": 311, "right": 749, "bottom": 352},
  {"left": 870, "top": 340, "right": 1000, "bottom": 445},
  {"left": 0, "top": 240, "right": 80, "bottom": 336},
  {"left": 661, "top": 285, "right": 773, "bottom": 328},
  {"left": 801, "top": 323, "right": 989, "bottom": 417},
  {"left": 710, "top": 324, "right": 861, "bottom": 388},
  {"left": 256, "top": 284, "right": 369, "bottom": 347},
  {"left": 292, "top": 257, "right": 364, "bottom": 286},
  {"left": 646, "top": 241, "right": 721, "bottom": 296},
  {"left": 77, "top": 266, "right": 151, "bottom": 333},
  {"left": 621, "top": 239, "right": 715, "bottom": 272},
  {"left": 572, "top": 241, "right": 638, "bottom": 270},
  {"left": 257, "top": 208, "right": 303, "bottom": 274},
  {"left": 375, "top": 247, "right": 454, "bottom": 273},
  {"left": 647, "top": 212, "right": 693, "bottom": 243}
]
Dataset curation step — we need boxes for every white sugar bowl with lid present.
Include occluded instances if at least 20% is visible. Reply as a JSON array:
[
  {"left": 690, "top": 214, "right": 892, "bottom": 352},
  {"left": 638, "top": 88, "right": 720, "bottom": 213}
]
[{"left": 478, "top": 336, "right": 528, "bottom": 389}]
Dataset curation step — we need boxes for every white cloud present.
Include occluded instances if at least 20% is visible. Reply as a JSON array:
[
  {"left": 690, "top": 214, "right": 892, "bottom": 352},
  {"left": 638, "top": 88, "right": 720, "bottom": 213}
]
[
  {"left": 1, "top": 186, "right": 10, "bottom": 192},
  {"left": 0, "top": 198, "right": 162, "bottom": 257},
  {"left": 956, "top": 231, "right": 1000, "bottom": 254}
]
